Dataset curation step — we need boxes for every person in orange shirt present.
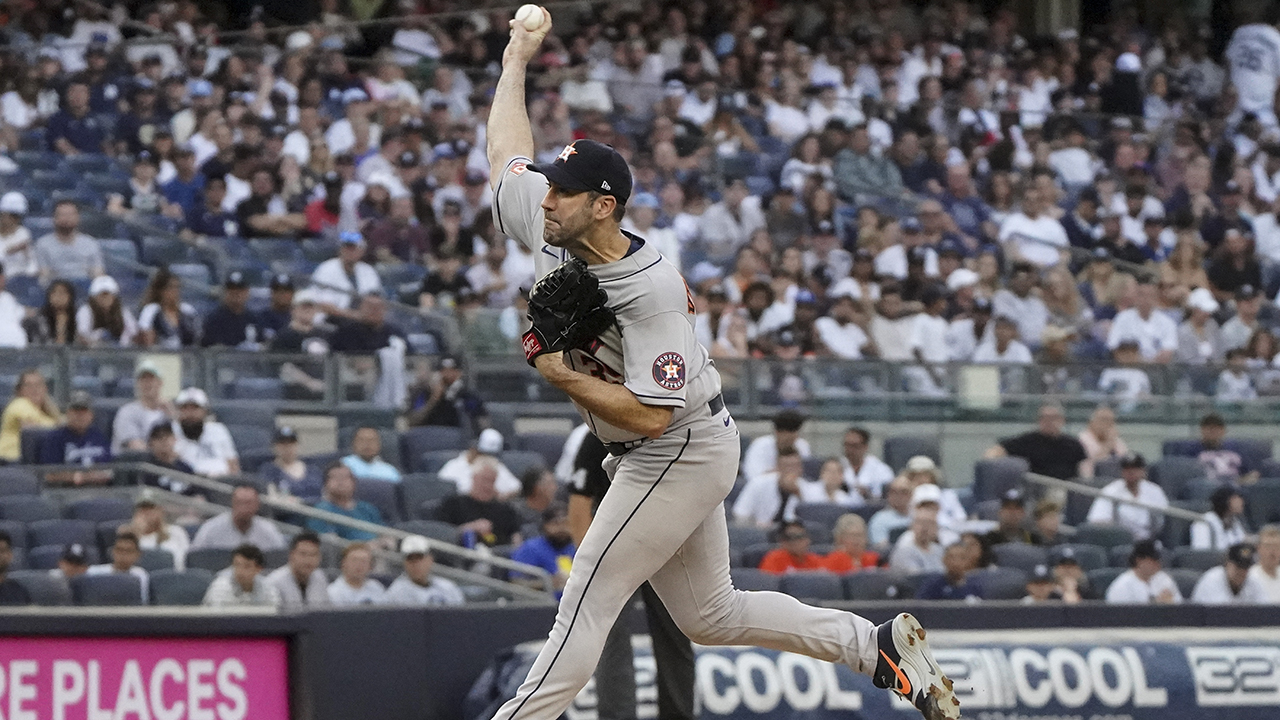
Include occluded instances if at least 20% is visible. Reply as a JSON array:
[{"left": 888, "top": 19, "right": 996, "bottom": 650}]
[
  {"left": 823, "top": 514, "right": 881, "bottom": 574},
  {"left": 758, "top": 521, "right": 826, "bottom": 574}
]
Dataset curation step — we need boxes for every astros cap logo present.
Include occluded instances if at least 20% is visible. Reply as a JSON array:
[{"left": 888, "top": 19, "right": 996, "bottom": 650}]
[{"left": 557, "top": 143, "right": 578, "bottom": 162}]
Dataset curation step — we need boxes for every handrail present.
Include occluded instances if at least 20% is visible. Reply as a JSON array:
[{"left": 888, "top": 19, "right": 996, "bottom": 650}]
[
  {"left": 1022, "top": 470, "right": 1206, "bottom": 523},
  {"left": 27, "top": 460, "right": 556, "bottom": 599}
]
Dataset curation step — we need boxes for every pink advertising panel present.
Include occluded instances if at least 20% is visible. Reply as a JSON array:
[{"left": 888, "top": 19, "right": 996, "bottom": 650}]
[{"left": 0, "top": 636, "right": 289, "bottom": 720}]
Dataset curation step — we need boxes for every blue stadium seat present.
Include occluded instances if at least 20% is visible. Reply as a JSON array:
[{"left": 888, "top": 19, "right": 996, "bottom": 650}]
[
  {"left": 65, "top": 497, "right": 134, "bottom": 523},
  {"left": 794, "top": 503, "right": 855, "bottom": 530},
  {"left": 230, "top": 377, "right": 284, "bottom": 401},
  {"left": 1075, "top": 523, "right": 1135, "bottom": 549},
  {"left": 26, "top": 544, "right": 100, "bottom": 570},
  {"left": 741, "top": 543, "right": 773, "bottom": 569},
  {"left": 1051, "top": 544, "right": 1108, "bottom": 572},
  {"left": 184, "top": 548, "right": 233, "bottom": 574},
  {"left": 992, "top": 544, "right": 1048, "bottom": 573},
  {"left": 1087, "top": 567, "right": 1125, "bottom": 595},
  {"left": 0, "top": 520, "right": 24, "bottom": 547},
  {"left": 8, "top": 275, "right": 44, "bottom": 308},
  {"left": 98, "top": 238, "right": 138, "bottom": 265},
  {"left": 1173, "top": 548, "right": 1224, "bottom": 571},
  {"left": 1147, "top": 457, "right": 1206, "bottom": 500},
  {"left": 20, "top": 427, "right": 52, "bottom": 465},
  {"left": 401, "top": 426, "right": 468, "bottom": 472},
  {"left": 71, "top": 574, "right": 143, "bottom": 606},
  {"left": 515, "top": 432, "right": 568, "bottom": 470},
  {"left": 62, "top": 155, "right": 119, "bottom": 175},
  {"left": 882, "top": 435, "right": 941, "bottom": 473},
  {"left": 248, "top": 239, "right": 303, "bottom": 264},
  {"left": 727, "top": 525, "right": 770, "bottom": 549},
  {"left": 843, "top": 570, "right": 905, "bottom": 600},
  {"left": 499, "top": 450, "right": 546, "bottom": 479},
  {"left": 1245, "top": 479, "right": 1280, "bottom": 527},
  {"left": 137, "top": 549, "right": 175, "bottom": 572},
  {"left": 1169, "top": 569, "right": 1202, "bottom": 599},
  {"left": 972, "top": 457, "right": 1029, "bottom": 502},
  {"left": 778, "top": 571, "right": 843, "bottom": 600},
  {"left": 211, "top": 402, "right": 278, "bottom": 428},
  {"left": 169, "top": 262, "right": 212, "bottom": 288},
  {"left": 0, "top": 496, "right": 59, "bottom": 523},
  {"left": 149, "top": 569, "right": 213, "bottom": 605},
  {"left": 406, "top": 333, "right": 440, "bottom": 355},
  {"left": 7, "top": 570, "right": 71, "bottom": 605},
  {"left": 141, "top": 236, "right": 194, "bottom": 266},
  {"left": 28, "top": 519, "right": 96, "bottom": 548},
  {"left": 973, "top": 567, "right": 1028, "bottom": 600},
  {"left": 394, "top": 520, "right": 457, "bottom": 544},
  {"left": 226, "top": 424, "right": 275, "bottom": 453},
  {"left": 0, "top": 467, "right": 40, "bottom": 496},
  {"left": 354, "top": 478, "right": 401, "bottom": 524},
  {"left": 729, "top": 568, "right": 780, "bottom": 592}
]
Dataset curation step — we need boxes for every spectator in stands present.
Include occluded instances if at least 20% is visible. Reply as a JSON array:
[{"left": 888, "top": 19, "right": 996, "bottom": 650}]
[
  {"left": 1191, "top": 486, "right": 1250, "bottom": 551},
  {"left": 0, "top": 530, "right": 29, "bottom": 605},
  {"left": 1031, "top": 501, "right": 1067, "bottom": 546},
  {"left": 260, "top": 426, "right": 323, "bottom": 500},
  {"left": 237, "top": 167, "right": 309, "bottom": 239},
  {"left": 1190, "top": 413, "right": 1259, "bottom": 484},
  {"left": 310, "top": 231, "right": 383, "bottom": 318},
  {"left": 971, "top": 315, "right": 1033, "bottom": 364},
  {"left": 1217, "top": 348, "right": 1257, "bottom": 401},
  {"left": 986, "top": 403, "right": 1088, "bottom": 481},
  {"left": 1107, "top": 279, "right": 1178, "bottom": 363},
  {"left": 384, "top": 535, "right": 464, "bottom": 606},
  {"left": 698, "top": 178, "right": 765, "bottom": 265},
  {"left": 834, "top": 123, "right": 905, "bottom": 202},
  {"left": 1022, "top": 564, "right": 1060, "bottom": 604},
  {"left": 183, "top": 175, "right": 239, "bottom": 239},
  {"left": 107, "top": 151, "right": 178, "bottom": 220},
  {"left": 87, "top": 531, "right": 149, "bottom": 603},
  {"left": 822, "top": 514, "right": 880, "bottom": 574},
  {"left": 1049, "top": 547, "right": 1093, "bottom": 602},
  {"left": 34, "top": 201, "right": 104, "bottom": 284},
  {"left": 46, "top": 78, "right": 108, "bottom": 155},
  {"left": 800, "top": 458, "right": 864, "bottom": 508},
  {"left": 341, "top": 426, "right": 402, "bottom": 484},
  {"left": 733, "top": 449, "right": 809, "bottom": 528},
  {"left": 1249, "top": 525, "right": 1280, "bottom": 602},
  {"left": 837, "top": 427, "right": 894, "bottom": 501},
  {"left": 465, "top": 237, "right": 523, "bottom": 309},
  {"left": 202, "top": 272, "right": 264, "bottom": 349},
  {"left": 0, "top": 192, "right": 37, "bottom": 277},
  {"left": 915, "top": 542, "right": 983, "bottom": 600},
  {"left": 511, "top": 505, "right": 575, "bottom": 595},
  {"left": 0, "top": 369, "right": 61, "bottom": 461},
  {"left": 758, "top": 520, "right": 825, "bottom": 574},
  {"left": 984, "top": 489, "right": 1034, "bottom": 545},
  {"left": 140, "top": 423, "right": 197, "bottom": 496},
  {"left": 868, "top": 477, "right": 914, "bottom": 550},
  {"left": 515, "top": 467, "right": 558, "bottom": 528},
  {"left": 328, "top": 543, "right": 385, "bottom": 606},
  {"left": 265, "top": 532, "right": 330, "bottom": 607},
  {"left": 77, "top": 275, "right": 138, "bottom": 347},
  {"left": 437, "top": 458, "right": 522, "bottom": 547},
  {"left": 1207, "top": 230, "right": 1262, "bottom": 303},
  {"left": 136, "top": 268, "right": 201, "bottom": 349},
  {"left": 52, "top": 544, "right": 90, "bottom": 582},
  {"left": 38, "top": 390, "right": 111, "bottom": 485},
  {"left": 191, "top": 483, "right": 286, "bottom": 552},
  {"left": 406, "top": 354, "right": 488, "bottom": 433},
  {"left": 171, "top": 387, "right": 239, "bottom": 477},
  {"left": 999, "top": 187, "right": 1070, "bottom": 268},
  {"left": 888, "top": 498, "right": 945, "bottom": 575},
  {"left": 740, "top": 410, "right": 810, "bottom": 482},
  {"left": 0, "top": 264, "right": 26, "bottom": 349},
  {"left": 902, "top": 456, "right": 966, "bottom": 532},
  {"left": 418, "top": 248, "right": 471, "bottom": 310},
  {"left": 258, "top": 275, "right": 295, "bottom": 340},
  {"left": 329, "top": 292, "right": 404, "bottom": 353},
  {"left": 127, "top": 498, "right": 189, "bottom": 572},
  {"left": 1106, "top": 539, "right": 1182, "bottom": 604},
  {"left": 24, "top": 280, "right": 78, "bottom": 346},
  {"left": 1078, "top": 405, "right": 1130, "bottom": 478},
  {"left": 307, "top": 463, "right": 385, "bottom": 542},
  {"left": 1191, "top": 543, "right": 1267, "bottom": 604},
  {"left": 161, "top": 148, "right": 205, "bottom": 220},
  {"left": 438, "top": 428, "right": 519, "bottom": 497},
  {"left": 202, "top": 544, "right": 281, "bottom": 608},
  {"left": 271, "top": 288, "right": 333, "bottom": 354},
  {"left": 1086, "top": 453, "right": 1169, "bottom": 541},
  {"left": 1221, "top": 285, "right": 1272, "bottom": 353},
  {"left": 112, "top": 360, "right": 170, "bottom": 453},
  {"left": 992, "top": 264, "right": 1048, "bottom": 349}
]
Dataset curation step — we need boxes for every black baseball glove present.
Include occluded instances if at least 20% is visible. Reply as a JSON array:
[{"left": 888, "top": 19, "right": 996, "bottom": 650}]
[{"left": 522, "top": 257, "right": 615, "bottom": 366}]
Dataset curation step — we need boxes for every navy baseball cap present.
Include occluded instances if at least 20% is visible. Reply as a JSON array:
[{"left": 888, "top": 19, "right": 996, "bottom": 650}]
[{"left": 529, "top": 140, "right": 633, "bottom": 205}]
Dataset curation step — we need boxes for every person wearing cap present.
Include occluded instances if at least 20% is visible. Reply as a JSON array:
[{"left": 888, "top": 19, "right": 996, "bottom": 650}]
[
  {"left": 309, "top": 232, "right": 384, "bottom": 317},
  {"left": 888, "top": 487, "right": 947, "bottom": 574},
  {"left": 383, "top": 535, "right": 464, "bottom": 606},
  {"left": 270, "top": 287, "right": 334, "bottom": 355},
  {"left": 45, "top": 78, "right": 108, "bottom": 155},
  {"left": 1061, "top": 188, "right": 1103, "bottom": 250},
  {"left": 986, "top": 403, "right": 1088, "bottom": 482},
  {"left": 182, "top": 175, "right": 239, "bottom": 240},
  {"left": 902, "top": 456, "right": 967, "bottom": 533},
  {"left": 983, "top": 489, "right": 1034, "bottom": 545},
  {"left": 76, "top": 275, "right": 138, "bottom": 348},
  {"left": 904, "top": 285, "right": 950, "bottom": 393},
  {"left": 1105, "top": 539, "right": 1182, "bottom": 604},
  {"left": 202, "top": 544, "right": 282, "bottom": 608},
  {"left": 0, "top": 192, "right": 37, "bottom": 277},
  {"left": 511, "top": 504, "right": 577, "bottom": 597},
  {"left": 915, "top": 542, "right": 984, "bottom": 601},
  {"left": 139, "top": 423, "right": 199, "bottom": 497},
  {"left": 1079, "top": 246, "right": 1131, "bottom": 319},
  {"left": 1221, "top": 283, "right": 1270, "bottom": 352},
  {"left": 365, "top": 193, "right": 431, "bottom": 266},
  {"left": 159, "top": 147, "right": 206, "bottom": 220},
  {"left": 200, "top": 271, "right": 263, "bottom": 349},
  {"left": 0, "top": 261, "right": 24, "bottom": 349},
  {"left": 1200, "top": 181, "right": 1253, "bottom": 249},
  {"left": 256, "top": 274, "right": 296, "bottom": 338},
  {"left": 86, "top": 531, "right": 150, "bottom": 603},
  {"left": 813, "top": 292, "right": 872, "bottom": 360},
  {"left": 1217, "top": 346, "right": 1259, "bottom": 401},
  {"left": 127, "top": 497, "right": 190, "bottom": 571},
  {"left": 51, "top": 543, "right": 91, "bottom": 582},
  {"left": 324, "top": 86, "right": 379, "bottom": 157},
  {"left": 1190, "top": 412, "right": 1260, "bottom": 483},
  {"left": 692, "top": 285, "right": 748, "bottom": 359},
  {"left": 867, "top": 477, "right": 914, "bottom": 550},
  {"left": 259, "top": 426, "right": 324, "bottom": 500},
  {"left": 171, "top": 387, "right": 240, "bottom": 477},
  {"left": 1097, "top": 339, "right": 1153, "bottom": 403},
  {"left": 34, "top": 200, "right": 105, "bottom": 284},
  {"left": 1176, "top": 287, "right": 1225, "bottom": 365},
  {"left": 992, "top": 262, "right": 1048, "bottom": 349},
  {"left": 1086, "top": 453, "right": 1170, "bottom": 541},
  {"left": 0, "top": 370, "right": 61, "bottom": 461},
  {"left": 1021, "top": 564, "right": 1060, "bottom": 604},
  {"left": 436, "top": 427, "right": 520, "bottom": 497},
  {"left": 37, "top": 389, "right": 112, "bottom": 485},
  {"left": 740, "top": 409, "right": 812, "bottom": 483},
  {"left": 465, "top": 234, "right": 525, "bottom": 309},
  {"left": 1191, "top": 543, "right": 1268, "bottom": 604},
  {"left": 341, "top": 427, "right": 402, "bottom": 484},
  {"left": 110, "top": 361, "right": 171, "bottom": 453},
  {"left": 304, "top": 172, "right": 345, "bottom": 237},
  {"left": 944, "top": 294, "right": 992, "bottom": 361}
]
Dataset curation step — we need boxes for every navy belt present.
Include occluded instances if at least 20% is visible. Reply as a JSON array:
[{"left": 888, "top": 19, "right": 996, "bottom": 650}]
[{"left": 605, "top": 393, "right": 726, "bottom": 456}]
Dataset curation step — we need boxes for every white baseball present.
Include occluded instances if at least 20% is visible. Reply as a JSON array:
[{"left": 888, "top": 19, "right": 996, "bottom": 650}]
[{"left": 515, "top": 4, "right": 543, "bottom": 31}]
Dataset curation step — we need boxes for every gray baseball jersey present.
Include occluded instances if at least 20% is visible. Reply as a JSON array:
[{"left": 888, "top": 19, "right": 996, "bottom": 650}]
[{"left": 493, "top": 156, "right": 721, "bottom": 443}]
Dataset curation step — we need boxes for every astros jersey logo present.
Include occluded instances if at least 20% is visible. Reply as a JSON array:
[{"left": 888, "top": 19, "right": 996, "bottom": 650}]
[
  {"left": 557, "top": 143, "right": 578, "bottom": 162},
  {"left": 652, "top": 352, "right": 686, "bottom": 390}
]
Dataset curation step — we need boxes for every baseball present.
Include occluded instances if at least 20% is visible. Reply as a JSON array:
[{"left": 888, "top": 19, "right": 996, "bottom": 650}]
[{"left": 515, "top": 4, "right": 543, "bottom": 31}]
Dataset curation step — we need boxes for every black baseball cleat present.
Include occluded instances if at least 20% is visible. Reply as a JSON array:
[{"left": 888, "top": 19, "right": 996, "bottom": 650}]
[{"left": 871, "top": 613, "right": 961, "bottom": 720}]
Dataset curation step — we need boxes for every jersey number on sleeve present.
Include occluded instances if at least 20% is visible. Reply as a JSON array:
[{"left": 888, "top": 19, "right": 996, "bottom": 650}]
[{"left": 571, "top": 350, "right": 624, "bottom": 384}]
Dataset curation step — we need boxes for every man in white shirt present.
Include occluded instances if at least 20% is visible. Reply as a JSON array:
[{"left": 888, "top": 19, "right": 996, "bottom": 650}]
[
  {"left": 171, "top": 388, "right": 239, "bottom": 477},
  {"left": 998, "top": 187, "right": 1070, "bottom": 267},
  {"left": 992, "top": 264, "right": 1049, "bottom": 349},
  {"left": 814, "top": 294, "right": 871, "bottom": 359},
  {"left": 887, "top": 499, "right": 945, "bottom": 575},
  {"left": 1105, "top": 540, "right": 1182, "bottom": 604},
  {"left": 867, "top": 477, "right": 914, "bottom": 550},
  {"left": 1248, "top": 525, "right": 1280, "bottom": 602},
  {"left": 740, "top": 410, "right": 811, "bottom": 482},
  {"left": 1106, "top": 279, "right": 1178, "bottom": 363},
  {"left": 190, "top": 484, "right": 288, "bottom": 551},
  {"left": 1086, "top": 453, "right": 1169, "bottom": 541},
  {"left": 697, "top": 179, "right": 766, "bottom": 265},
  {"left": 264, "top": 532, "right": 330, "bottom": 607},
  {"left": 906, "top": 287, "right": 951, "bottom": 394},
  {"left": 1192, "top": 543, "right": 1268, "bottom": 604},
  {"left": 111, "top": 360, "right": 171, "bottom": 453},
  {"left": 325, "top": 88, "right": 381, "bottom": 156},
  {"left": 839, "top": 427, "right": 895, "bottom": 500},
  {"left": 437, "top": 428, "right": 521, "bottom": 498},
  {"left": 870, "top": 284, "right": 917, "bottom": 361},
  {"left": 86, "top": 531, "right": 150, "bottom": 604},
  {"left": 733, "top": 450, "right": 809, "bottom": 528},
  {"left": 309, "top": 232, "right": 384, "bottom": 317},
  {"left": 972, "top": 316, "right": 1034, "bottom": 364},
  {"left": 0, "top": 263, "right": 27, "bottom": 348},
  {"left": 1047, "top": 124, "right": 1100, "bottom": 188},
  {"left": 383, "top": 535, "right": 464, "bottom": 606}
]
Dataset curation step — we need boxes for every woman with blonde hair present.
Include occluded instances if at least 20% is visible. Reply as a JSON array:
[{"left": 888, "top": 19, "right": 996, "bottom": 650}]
[
  {"left": 1159, "top": 232, "right": 1209, "bottom": 304},
  {"left": 0, "top": 369, "right": 60, "bottom": 461},
  {"left": 1077, "top": 405, "right": 1130, "bottom": 477},
  {"left": 1042, "top": 266, "right": 1094, "bottom": 336}
]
